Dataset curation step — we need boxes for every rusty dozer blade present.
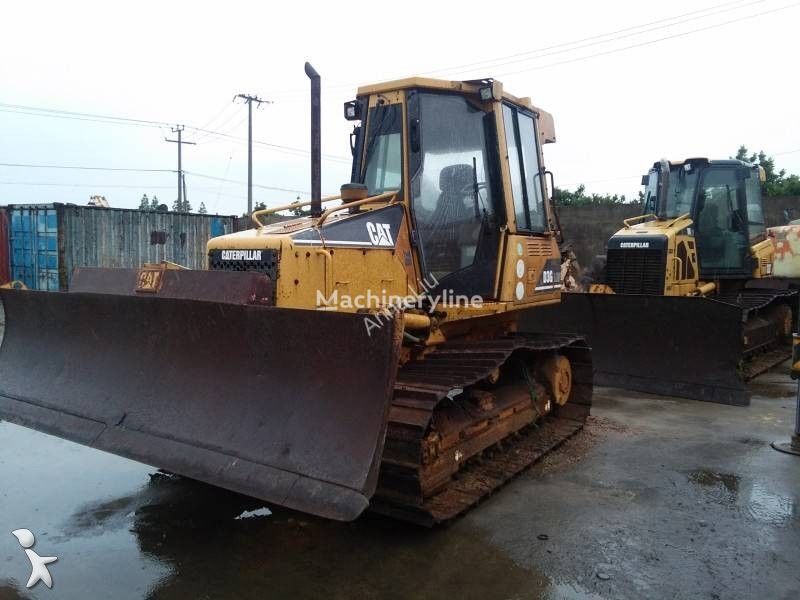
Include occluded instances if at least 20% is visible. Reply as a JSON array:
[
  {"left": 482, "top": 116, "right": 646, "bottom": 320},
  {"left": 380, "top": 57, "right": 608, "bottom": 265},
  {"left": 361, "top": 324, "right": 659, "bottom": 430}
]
[
  {"left": 0, "top": 288, "right": 402, "bottom": 521},
  {"left": 520, "top": 293, "right": 748, "bottom": 405}
]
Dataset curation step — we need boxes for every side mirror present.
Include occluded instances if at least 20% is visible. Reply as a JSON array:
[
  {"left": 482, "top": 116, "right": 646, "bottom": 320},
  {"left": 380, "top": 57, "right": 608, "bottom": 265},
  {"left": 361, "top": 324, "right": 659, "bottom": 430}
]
[
  {"left": 410, "top": 118, "right": 420, "bottom": 153},
  {"left": 641, "top": 174, "right": 649, "bottom": 186}
]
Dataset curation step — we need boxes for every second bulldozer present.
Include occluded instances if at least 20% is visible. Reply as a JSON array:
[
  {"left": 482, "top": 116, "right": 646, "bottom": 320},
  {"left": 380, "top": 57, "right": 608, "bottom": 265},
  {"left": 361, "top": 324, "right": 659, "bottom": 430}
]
[
  {"left": 0, "top": 67, "right": 592, "bottom": 526},
  {"left": 528, "top": 157, "right": 798, "bottom": 405}
]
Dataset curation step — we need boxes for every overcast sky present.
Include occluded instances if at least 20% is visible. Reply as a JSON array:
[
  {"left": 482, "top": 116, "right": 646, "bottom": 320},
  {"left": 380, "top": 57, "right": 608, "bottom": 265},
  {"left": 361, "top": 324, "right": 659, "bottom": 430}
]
[{"left": 1, "top": 0, "right": 798, "bottom": 216}]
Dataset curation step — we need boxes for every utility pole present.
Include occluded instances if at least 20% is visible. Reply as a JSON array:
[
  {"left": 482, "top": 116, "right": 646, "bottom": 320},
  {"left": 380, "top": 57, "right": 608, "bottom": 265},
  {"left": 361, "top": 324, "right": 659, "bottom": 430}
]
[
  {"left": 165, "top": 125, "right": 196, "bottom": 210},
  {"left": 234, "top": 94, "right": 272, "bottom": 215}
]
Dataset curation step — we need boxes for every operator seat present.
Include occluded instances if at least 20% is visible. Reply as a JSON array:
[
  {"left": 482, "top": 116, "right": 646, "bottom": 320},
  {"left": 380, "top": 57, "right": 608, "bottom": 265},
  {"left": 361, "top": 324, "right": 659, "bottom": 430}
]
[
  {"left": 431, "top": 164, "right": 476, "bottom": 232},
  {"left": 425, "top": 164, "right": 478, "bottom": 275}
]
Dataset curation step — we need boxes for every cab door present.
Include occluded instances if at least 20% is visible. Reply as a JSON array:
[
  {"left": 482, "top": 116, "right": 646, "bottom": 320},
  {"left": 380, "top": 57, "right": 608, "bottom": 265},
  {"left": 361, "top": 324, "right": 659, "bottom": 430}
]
[
  {"left": 406, "top": 91, "right": 503, "bottom": 298},
  {"left": 693, "top": 166, "right": 751, "bottom": 278}
]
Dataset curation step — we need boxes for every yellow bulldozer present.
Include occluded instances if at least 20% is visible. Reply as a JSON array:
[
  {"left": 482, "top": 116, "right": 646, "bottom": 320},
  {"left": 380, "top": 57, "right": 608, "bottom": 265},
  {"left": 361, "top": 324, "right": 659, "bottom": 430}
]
[
  {"left": 0, "top": 65, "right": 592, "bottom": 526},
  {"left": 528, "top": 157, "right": 798, "bottom": 406}
]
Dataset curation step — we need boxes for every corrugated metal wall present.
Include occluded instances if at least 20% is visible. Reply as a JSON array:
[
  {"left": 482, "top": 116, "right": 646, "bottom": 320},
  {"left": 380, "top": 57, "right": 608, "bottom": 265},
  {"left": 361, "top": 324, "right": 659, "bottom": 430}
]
[
  {"left": 0, "top": 208, "right": 9, "bottom": 285},
  {"left": 5, "top": 204, "right": 237, "bottom": 290}
]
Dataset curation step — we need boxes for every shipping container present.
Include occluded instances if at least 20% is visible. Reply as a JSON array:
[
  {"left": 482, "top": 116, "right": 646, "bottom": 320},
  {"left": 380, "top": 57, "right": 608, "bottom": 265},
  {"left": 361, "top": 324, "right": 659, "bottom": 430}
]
[
  {"left": 0, "top": 208, "right": 9, "bottom": 285},
  {"left": 7, "top": 204, "right": 237, "bottom": 290}
]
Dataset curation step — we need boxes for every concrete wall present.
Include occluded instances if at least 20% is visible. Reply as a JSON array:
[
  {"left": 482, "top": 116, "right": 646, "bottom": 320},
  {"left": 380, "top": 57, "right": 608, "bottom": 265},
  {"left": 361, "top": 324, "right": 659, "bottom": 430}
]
[
  {"left": 558, "top": 196, "right": 800, "bottom": 267},
  {"left": 557, "top": 203, "right": 641, "bottom": 266}
]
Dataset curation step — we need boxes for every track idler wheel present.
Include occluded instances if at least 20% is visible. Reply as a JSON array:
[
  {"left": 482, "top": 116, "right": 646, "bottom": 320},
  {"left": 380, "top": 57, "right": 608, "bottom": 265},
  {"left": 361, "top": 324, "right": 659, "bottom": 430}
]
[{"left": 539, "top": 354, "right": 572, "bottom": 406}]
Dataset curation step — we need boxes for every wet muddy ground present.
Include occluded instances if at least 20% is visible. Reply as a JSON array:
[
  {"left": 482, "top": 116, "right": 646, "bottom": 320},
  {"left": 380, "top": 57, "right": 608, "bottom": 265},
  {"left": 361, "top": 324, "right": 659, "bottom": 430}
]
[{"left": 1, "top": 370, "right": 798, "bottom": 599}]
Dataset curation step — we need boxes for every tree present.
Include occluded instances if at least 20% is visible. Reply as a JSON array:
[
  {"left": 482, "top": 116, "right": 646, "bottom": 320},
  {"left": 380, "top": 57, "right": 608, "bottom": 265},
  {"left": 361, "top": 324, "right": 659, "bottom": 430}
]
[
  {"left": 290, "top": 196, "right": 310, "bottom": 216},
  {"left": 733, "top": 146, "right": 800, "bottom": 197},
  {"left": 554, "top": 184, "right": 629, "bottom": 206},
  {"left": 171, "top": 198, "right": 193, "bottom": 213},
  {"left": 198, "top": 202, "right": 207, "bottom": 214},
  {"left": 138, "top": 194, "right": 150, "bottom": 210},
  {"left": 150, "top": 195, "right": 160, "bottom": 211}
]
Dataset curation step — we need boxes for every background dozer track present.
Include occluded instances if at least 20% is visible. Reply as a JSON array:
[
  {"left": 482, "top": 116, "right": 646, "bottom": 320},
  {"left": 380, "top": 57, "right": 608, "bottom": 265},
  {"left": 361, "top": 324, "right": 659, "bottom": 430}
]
[
  {"left": 0, "top": 284, "right": 402, "bottom": 521},
  {"left": 522, "top": 290, "right": 796, "bottom": 406}
]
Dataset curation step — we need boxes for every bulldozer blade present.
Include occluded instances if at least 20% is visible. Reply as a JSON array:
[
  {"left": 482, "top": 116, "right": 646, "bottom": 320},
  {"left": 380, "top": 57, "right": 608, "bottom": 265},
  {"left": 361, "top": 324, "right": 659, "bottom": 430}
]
[
  {"left": 0, "top": 289, "right": 402, "bottom": 520},
  {"left": 520, "top": 293, "right": 748, "bottom": 405}
]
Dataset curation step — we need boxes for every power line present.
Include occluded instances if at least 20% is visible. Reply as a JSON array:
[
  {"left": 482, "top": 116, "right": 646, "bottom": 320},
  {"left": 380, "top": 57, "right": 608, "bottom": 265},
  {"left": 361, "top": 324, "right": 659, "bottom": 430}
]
[
  {"left": 493, "top": 2, "right": 799, "bottom": 77},
  {"left": 431, "top": 0, "right": 764, "bottom": 77},
  {"left": 264, "top": 0, "right": 764, "bottom": 96},
  {"left": 185, "top": 125, "right": 351, "bottom": 163},
  {"left": 184, "top": 170, "right": 319, "bottom": 195},
  {"left": 0, "top": 181, "right": 177, "bottom": 190},
  {"left": 0, "top": 162, "right": 175, "bottom": 173},
  {"left": 0, "top": 102, "right": 351, "bottom": 163},
  {"left": 0, "top": 102, "right": 169, "bottom": 127}
]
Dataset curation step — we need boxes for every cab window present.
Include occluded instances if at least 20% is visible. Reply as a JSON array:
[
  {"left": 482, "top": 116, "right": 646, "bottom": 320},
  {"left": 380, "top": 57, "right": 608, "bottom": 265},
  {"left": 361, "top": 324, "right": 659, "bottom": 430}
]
[
  {"left": 409, "top": 92, "right": 499, "bottom": 297},
  {"left": 503, "top": 104, "right": 546, "bottom": 232},
  {"left": 363, "top": 104, "right": 402, "bottom": 195}
]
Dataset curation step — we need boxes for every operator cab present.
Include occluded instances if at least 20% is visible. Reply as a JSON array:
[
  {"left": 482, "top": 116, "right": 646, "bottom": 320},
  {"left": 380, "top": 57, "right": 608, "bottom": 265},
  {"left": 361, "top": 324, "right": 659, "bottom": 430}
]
[
  {"left": 642, "top": 158, "right": 766, "bottom": 278},
  {"left": 347, "top": 79, "right": 555, "bottom": 300}
]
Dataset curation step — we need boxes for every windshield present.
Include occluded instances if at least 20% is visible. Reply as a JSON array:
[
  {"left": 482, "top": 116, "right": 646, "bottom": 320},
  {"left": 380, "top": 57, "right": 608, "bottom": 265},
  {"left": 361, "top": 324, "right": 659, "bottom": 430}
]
[
  {"left": 362, "top": 104, "right": 402, "bottom": 195},
  {"left": 662, "top": 166, "right": 698, "bottom": 218},
  {"left": 642, "top": 169, "right": 659, "bottom": 214}
]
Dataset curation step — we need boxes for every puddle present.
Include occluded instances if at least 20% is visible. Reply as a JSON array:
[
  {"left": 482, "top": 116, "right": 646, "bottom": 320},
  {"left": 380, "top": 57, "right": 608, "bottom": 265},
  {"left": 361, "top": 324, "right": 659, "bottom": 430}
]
[
  {"left": 746, "top": 482, "right": 796, "bottom": 525},
  {"left": 688, "top": 469, "right": 740, "bottom": 496},
  {"left": 688, "top": 469, "right": 796, "bottom": 526}
]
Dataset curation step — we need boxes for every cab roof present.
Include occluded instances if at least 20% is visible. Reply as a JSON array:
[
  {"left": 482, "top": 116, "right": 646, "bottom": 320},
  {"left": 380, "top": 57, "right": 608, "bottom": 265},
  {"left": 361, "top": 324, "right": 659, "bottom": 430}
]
[{"left": 355, "top": 76, "right": 555, "bottom": 143}]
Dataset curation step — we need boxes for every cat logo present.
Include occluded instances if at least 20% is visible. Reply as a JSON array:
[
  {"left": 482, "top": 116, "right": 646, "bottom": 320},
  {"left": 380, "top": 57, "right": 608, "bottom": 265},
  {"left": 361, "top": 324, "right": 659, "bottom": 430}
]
[{"left": 366, "top": 222, "right": 394, "bottom": 247}]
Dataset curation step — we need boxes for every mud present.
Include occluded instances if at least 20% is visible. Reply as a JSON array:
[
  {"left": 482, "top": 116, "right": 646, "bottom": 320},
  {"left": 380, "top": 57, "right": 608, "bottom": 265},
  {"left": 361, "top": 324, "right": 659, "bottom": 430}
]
[{"left": 1, "top": 376, "right": 799, "bottom": 599}]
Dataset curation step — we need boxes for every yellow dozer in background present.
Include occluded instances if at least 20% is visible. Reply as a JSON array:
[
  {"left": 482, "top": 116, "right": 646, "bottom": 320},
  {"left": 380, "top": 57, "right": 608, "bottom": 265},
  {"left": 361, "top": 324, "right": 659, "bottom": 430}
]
[
  {"left": 528, "top": 157, "right": 798, "bottom": 405},
  {"left": 0, "top": 65, "right": 592, "bottom": 526}
]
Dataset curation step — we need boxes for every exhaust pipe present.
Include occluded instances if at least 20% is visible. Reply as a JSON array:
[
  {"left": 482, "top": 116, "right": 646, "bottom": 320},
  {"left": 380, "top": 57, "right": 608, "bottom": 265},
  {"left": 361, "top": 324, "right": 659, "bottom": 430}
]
[{"left": 305, "top": 62, "right": 322, "bottom": 218}]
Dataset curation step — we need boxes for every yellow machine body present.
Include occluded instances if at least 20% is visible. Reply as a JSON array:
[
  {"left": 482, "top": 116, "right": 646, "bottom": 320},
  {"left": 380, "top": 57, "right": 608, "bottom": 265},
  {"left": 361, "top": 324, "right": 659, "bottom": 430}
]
[
  {"left": 0, "top": 72, "right": 593, "bottom": 525},
  {"left": 208, "top": 77, "right": 566, "bottom": 344}
]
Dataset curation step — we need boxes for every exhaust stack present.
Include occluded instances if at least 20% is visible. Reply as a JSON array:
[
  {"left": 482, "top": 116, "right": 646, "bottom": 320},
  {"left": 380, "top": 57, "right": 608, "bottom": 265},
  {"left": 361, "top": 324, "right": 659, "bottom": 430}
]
[{"left": 305, "top": 62, "right": 322, "bottom": 218}]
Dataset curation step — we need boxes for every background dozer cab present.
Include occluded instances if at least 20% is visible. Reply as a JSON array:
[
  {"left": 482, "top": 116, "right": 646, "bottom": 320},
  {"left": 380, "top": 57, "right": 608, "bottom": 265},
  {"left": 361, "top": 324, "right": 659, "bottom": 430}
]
[
  {"left": 0, "top": 67, "right": 591, "bottom": 526},
  {"left": 528, "top": 157, "right": 798, "bottom": 405}
]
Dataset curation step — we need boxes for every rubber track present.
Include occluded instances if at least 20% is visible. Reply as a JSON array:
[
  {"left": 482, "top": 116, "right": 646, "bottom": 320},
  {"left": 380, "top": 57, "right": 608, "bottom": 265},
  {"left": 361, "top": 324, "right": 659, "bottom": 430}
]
[{"left": 371, "top": 333, "right": 592, "bottom": 526}]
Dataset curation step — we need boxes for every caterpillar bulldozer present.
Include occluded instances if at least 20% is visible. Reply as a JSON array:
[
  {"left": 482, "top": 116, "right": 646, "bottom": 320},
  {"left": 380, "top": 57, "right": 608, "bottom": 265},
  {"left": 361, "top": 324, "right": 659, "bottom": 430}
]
[
  {"left": 0, "top": 65, "right": 592, "bottom": 526},
  {"left": 527, "top": 157, "right": 798, "bottom": 406}
]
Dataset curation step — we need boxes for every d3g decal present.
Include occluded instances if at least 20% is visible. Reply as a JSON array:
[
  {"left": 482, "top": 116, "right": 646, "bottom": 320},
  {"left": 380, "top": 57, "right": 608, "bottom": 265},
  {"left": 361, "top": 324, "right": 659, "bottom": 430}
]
[{"left": 534, "top": 258, "right": 562, "bottom": 292}]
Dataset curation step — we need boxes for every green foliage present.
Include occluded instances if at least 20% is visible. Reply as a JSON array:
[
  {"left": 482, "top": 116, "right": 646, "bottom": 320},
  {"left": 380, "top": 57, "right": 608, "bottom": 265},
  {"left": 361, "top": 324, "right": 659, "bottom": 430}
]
[
  {"left": 554, "top": 184, "right": 630, "bottom": 206},
  {"left": 290, "top": 204, "right": 310, "bottom": 217},
  {"left": 171, "top": 198, "right": 193, "bottom": 213},
  {"left": 734, "top": 145, "right": 800, "bottom": 197},
  {"left": 198, "top": 202, "right": 207, "bottom": 214},
  {"left": 241, "top": 202, "right": 267, "bottom": 218},
  {"left": 138, "top": 194, "right": 150, "bottom": 210},
  {"left": 150, "top": 195, "right": 159, "bottom": 210}
]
